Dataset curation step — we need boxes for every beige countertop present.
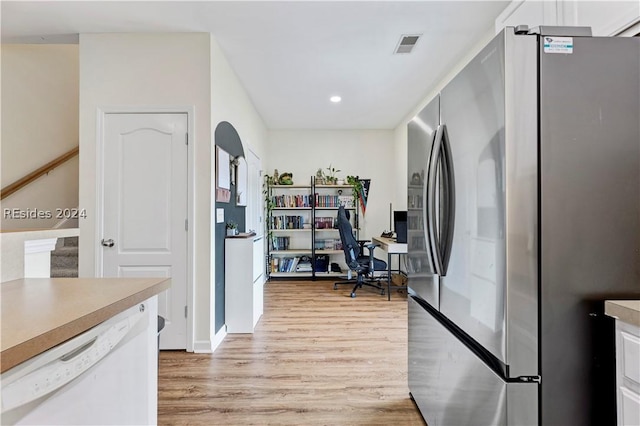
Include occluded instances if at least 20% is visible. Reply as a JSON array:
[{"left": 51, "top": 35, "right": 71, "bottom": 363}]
[
  {"left": 1, "top": 277, "right": 170, "bottom": 373},
  {"left": 605, "top": 300, "right": 640, "bottom": 328}
]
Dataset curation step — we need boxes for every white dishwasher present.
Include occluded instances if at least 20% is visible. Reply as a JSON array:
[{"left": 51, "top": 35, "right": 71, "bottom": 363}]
[{"left": 1, "top": 298, "right": 158, "bottom": 425}]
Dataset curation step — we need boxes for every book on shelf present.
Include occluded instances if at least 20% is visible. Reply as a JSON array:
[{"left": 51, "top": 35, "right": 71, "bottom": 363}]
[
  {"left": 275, "top": 256, "right": 302, "bottom": 273},
  {"left": 314, "top": 217, "right": 335, "bottom": 229},
  {"left": 271, "top": 194, "right": 311, "bottom": 208},
  {"left": 289, "top": 256, "right": 300, "bottom": 272},
  {"left": 271, "top": 236, "right": 290, "bottom": 250},
  {"left": 314, "top": 194, "right": 344, "bottom": 208},
  {"left": 314, "top": 238, "right": 340, "bottom": 250},
  {"left": 270, "top": 215, "right": 305, "bottom": 230}
]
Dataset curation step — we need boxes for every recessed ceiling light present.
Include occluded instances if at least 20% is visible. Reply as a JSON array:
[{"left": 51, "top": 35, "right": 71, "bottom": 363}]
[{"left": 330, "top": 95, "right": 342, "bottom": 103}]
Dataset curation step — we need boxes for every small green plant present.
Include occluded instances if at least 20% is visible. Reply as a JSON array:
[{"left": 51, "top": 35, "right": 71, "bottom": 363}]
[{"left": 325, "top": 164, "right": 341, "bottom": 184}]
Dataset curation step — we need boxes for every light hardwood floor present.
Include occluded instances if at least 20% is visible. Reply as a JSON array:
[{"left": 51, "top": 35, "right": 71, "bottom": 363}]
[{"left": 158, "top": 280, "right": 425, "bottom": 425}]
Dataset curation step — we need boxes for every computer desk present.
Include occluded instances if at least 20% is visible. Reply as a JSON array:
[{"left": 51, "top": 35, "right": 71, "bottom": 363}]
[{"left": 371, "top": 236, "right": 407, "bottom": 301}]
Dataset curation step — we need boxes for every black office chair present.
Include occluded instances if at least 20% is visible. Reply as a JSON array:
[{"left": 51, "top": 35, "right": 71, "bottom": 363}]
[{"left": 333, "top": 205, "right": 387, "bottom": 298}]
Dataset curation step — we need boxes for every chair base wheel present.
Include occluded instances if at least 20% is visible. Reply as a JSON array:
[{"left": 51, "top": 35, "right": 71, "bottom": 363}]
[
  {"left": 333, "top": 284, "right": 338, "bottom": 290},
  {"left": 350, "top": 292, "right": 356, "bottom": 298}
]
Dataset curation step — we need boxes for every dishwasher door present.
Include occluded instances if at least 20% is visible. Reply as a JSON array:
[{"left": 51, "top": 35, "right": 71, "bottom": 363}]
[{"left": 1, "top": 298, "right": 158, "bottom": 425}]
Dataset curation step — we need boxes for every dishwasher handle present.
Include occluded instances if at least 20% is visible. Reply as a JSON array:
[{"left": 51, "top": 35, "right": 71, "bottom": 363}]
[{"left": 59, "top": 338, "right": 97, "bottom": 362}]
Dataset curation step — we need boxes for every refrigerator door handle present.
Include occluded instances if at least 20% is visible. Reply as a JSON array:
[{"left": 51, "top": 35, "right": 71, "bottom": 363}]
[
  {"left": 440, "top": 124, "right": 455, "bottom": 275},
  {"left": 426, "top": 125, "right": 444, "bottom": 276}
]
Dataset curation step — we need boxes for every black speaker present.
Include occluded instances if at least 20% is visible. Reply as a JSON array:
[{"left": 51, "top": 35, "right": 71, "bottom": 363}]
[{"left": 394, "top": 211, "right": 407, "bottom": 243}]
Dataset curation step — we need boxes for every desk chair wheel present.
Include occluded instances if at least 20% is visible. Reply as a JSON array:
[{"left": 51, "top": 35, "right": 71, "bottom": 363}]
[
  {"left": 350, "top": 292, "right": 356, "bottom": 298},
  {"left": 333, "top": 284, "right": 338, "bottom": 290}
]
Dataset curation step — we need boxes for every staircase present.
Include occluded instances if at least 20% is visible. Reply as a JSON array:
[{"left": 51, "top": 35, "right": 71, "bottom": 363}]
[{"left": 50, "top": 236, "right": 78, "bottom": 278}]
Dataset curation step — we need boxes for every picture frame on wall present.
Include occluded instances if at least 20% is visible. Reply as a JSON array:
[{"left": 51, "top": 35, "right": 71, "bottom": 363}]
[{"left": 216, "top": 146, "right": 231, "bottom": 203}]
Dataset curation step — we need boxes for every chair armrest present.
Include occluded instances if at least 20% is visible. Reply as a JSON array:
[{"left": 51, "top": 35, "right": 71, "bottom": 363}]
[
  {"left": 355, "top": 239, "right": 370, "bottom": 252},
  {"left": 363, "top": 243, "right": 380, "bottom": 255},
  {"left": 364, "top": 243, "right": 380, "bottom": 273}
]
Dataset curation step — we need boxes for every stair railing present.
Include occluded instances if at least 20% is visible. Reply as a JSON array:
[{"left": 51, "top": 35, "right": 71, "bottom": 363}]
[{"left": 1, "top": 146, "right": 79, "bottom": 200}]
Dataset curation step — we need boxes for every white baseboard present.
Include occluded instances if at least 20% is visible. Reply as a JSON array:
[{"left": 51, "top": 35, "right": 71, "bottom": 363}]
[
  {"left": 192, "top": 326, "right": 227, "bottom": 353},
  {"left": 193, "top": 340, "right": 213, "bottom": 353},
  {"left": 211, "top": 326, "right": 227, "bottom": 352}
]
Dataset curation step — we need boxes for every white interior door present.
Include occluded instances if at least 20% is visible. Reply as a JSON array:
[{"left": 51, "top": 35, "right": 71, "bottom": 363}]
[{"left": 102, "top": 113, "right": 188, "bottom": 349}]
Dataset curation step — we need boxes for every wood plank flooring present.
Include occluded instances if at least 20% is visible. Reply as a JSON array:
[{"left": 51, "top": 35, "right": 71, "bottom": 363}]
[{"left": 158, "top": 280, "right": 425, "bottom": 425}]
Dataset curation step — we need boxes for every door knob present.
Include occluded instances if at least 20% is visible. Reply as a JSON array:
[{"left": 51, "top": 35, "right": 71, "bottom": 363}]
[{"left": 101, "top": 239, "right": 115, "bottom": 247}]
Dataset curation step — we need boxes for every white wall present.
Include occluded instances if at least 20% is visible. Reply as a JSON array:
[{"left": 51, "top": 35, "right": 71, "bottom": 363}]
[
  {"left": 267, "top": 130, "right": 395, "bottom": 238},
  {"left": 78, "top": 33, "right": 212, "bottom": 348},
  {"left": 208, "top": 35, "right": 268, "bottom": 350},
  {"left": 1, "top": 44, "right": 79, "bottom": 230},
  {"left": 210, "top": 36, "right": 268, "bottom": 163}
]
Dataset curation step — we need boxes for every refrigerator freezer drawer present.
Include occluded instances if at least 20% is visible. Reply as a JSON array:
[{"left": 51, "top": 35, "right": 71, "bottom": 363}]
[{"left": 408, "top": 296, "right": 537, "bottom": 426}]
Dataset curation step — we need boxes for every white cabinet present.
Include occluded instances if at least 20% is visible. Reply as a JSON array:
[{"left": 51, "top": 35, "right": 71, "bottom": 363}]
[
  {"left": 571, "top": 1, "right": 640, "bottom": 36},
  {"left": 606, "top": 300, "right": 640, "bottom": 426},
  {"left": 495, "top": 0, "right": 640, "bottom": 36},
  {"left": 225, "top": 234, "right": 264, "bottom": 333},
  {"left": 615, "top": 320, "right": 640, "bottom": 426}
]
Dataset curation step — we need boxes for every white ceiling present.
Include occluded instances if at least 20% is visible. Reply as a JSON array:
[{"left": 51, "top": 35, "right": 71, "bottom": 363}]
[{"left": 1, "top": 1, "right": 510, "bottom": 130}]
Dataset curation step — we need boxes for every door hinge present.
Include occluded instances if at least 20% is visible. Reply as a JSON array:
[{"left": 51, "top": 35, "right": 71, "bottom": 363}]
[
  {"left": 185, "top": 219, "right": 188, "bottom": 231},
  {"left": 185, "top": 305, "right": 188, "bottom": 318},
  {"left": 185, "top": 133, "right": 188, "bottom": 145}
]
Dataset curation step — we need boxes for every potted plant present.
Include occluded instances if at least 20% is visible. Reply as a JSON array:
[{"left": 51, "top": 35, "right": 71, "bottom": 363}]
[
  {"left": 226, "top": 220, "right": 238, "bottom": 236},
  {"left": 325, "top": 164, "right": 341, "bottom": 185},
  {"left": 346, "top": 175, "right": 363, "bottom": 208}
]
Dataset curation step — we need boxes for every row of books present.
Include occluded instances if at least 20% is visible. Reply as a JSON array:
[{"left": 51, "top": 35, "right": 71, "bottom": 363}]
[
  {"left": 271, "top": 256, "right": 313, "bottom": 273},
  {"left": 270, "top": 194, "right": 354, "bottom": 209},
  {"left": 314, "top": 217, "right": 335, "bottom": 229},
  {"left": 315, "top": 194, "right": 354, "bottom": 208},
  {"left": 270, "top": 215, "right": 305, "bottom": 230},
  {"left": 271, "top": 236, "right": 290, "bottom": 251},
  {"left": 271, "top": 194, "right": 312, "bottom": 208},
  {"left": 314, "top": 238, "right": 342, "bottom": 250},
  {"left": 408, "top": 194, "right": 423, "bottom": 209}
]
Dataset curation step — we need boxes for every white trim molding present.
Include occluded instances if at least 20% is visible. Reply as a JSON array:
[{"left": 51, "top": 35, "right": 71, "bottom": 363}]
[
  {"left": 24, "top": 238, "right": 58, "bottom": 278},
  {"left": 24, "top": 238, "right": 58, "bottom": 255}
]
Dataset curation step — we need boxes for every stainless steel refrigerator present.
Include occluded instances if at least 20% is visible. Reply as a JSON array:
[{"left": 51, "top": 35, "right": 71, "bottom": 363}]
[{"left": 407, "top": 26, "right": 640, "bottom": 426}]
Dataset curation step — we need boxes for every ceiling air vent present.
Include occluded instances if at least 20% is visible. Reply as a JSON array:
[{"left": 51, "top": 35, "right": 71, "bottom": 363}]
[{"left": 394, "top": 34, "right": 421, "bottom": 54}]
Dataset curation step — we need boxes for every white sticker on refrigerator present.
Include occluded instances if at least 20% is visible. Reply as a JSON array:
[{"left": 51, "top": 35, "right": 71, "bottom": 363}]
[{"left": 543, "top": 36, "right": 573, "bottom": 54}]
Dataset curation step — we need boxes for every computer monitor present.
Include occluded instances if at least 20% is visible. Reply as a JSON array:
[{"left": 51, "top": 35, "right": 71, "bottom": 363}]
[{"left": 393, "top": 211, "right": 407, "bottom": 243}]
